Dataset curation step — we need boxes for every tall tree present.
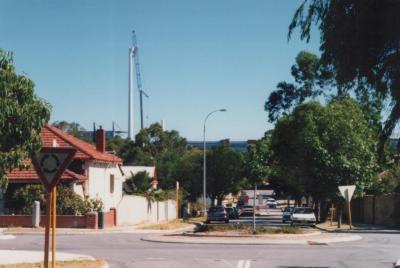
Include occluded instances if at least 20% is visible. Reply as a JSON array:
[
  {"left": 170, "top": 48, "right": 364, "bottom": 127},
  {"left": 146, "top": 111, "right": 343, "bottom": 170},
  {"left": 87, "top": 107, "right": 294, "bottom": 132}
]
[
  {"left": 288, "top": 0, "right": 400, "bottom": 160},
  {"left": 244, "top": 132, "right": 272, "bottom": 187},
  {"left": 176, "top": 148, "right": 203, "bottom": 202},
  {"left": 206, "top": 146, "right": 244, "bottom": 205},
  {"left": 270, "top": 99, "right": 378, "bottom": 203},
  {"left": 119, "top": 123, "right": 188, "bottom": 189},
  {"left": 0, "top": 49, "right": 51, "bottom": 188},
  {"left": 265, "top": 51, "right": 334, "bottom": 122}
]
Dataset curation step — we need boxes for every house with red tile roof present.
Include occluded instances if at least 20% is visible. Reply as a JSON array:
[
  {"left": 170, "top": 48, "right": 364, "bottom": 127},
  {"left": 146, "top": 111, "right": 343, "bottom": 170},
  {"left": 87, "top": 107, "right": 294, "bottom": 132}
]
[{"left": 1, "top": 125, "right": 124, "bottom": 213}]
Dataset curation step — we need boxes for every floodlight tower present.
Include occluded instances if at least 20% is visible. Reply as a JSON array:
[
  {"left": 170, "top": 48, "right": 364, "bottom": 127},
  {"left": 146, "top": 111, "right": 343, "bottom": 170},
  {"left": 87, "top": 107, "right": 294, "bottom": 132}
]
[{"left": 132, "top": 30, "right": 149, "bottom": 130}]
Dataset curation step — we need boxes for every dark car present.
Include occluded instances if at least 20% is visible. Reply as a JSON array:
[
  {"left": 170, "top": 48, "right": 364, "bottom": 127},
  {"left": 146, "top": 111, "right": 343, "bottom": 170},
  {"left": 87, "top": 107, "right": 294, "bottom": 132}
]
[
  {"left": 225, "top": 207, "right": 239, "bottom": 219},
  {"left": 206, "top": 206, "right": 229, "bottom": 223},
  {"left": 282, "top": 207, "right": 294, "bottom": 223}
]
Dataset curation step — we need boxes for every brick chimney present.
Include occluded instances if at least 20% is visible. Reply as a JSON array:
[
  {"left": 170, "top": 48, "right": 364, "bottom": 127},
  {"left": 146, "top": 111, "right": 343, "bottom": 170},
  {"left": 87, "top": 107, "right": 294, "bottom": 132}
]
[{"left": 96, "top": 126, "right": 106, "bottom": 153}]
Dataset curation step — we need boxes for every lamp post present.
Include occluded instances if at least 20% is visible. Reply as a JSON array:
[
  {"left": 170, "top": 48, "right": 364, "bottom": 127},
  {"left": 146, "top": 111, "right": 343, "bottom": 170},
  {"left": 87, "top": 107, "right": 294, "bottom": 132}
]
[{"left": 203, "top": 109, "right": 227, "bottom": 216}]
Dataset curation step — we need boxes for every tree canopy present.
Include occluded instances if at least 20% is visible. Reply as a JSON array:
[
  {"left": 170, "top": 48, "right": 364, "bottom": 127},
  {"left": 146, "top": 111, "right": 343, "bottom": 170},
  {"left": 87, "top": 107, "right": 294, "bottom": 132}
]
[
  {"left": 243, "top": 132, "right": 272, "bottom": 187},
  {"left": 0, "top": 49, "right": 51, "bottom": 189},
  {"left": 288, "top": 0, "right": 400, "bottom": 159},
  {"left": 52, "top": 121, "right": 92, "bottom": 143},
  {"left": 118, "top": 123, "right": 188, "bottom": 189},
  {"left": 270, "top": 99, "right": 378, "bottom": 201},
  {"left": 206, "top": 146, "right": 244, "bottom": 204}
]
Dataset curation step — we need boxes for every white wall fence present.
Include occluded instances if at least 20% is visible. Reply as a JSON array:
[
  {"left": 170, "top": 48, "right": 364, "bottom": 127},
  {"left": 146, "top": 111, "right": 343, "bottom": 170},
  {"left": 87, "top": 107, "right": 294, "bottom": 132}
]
[{"left": 117, "top": 195, "right": 177, "bottom": 226}]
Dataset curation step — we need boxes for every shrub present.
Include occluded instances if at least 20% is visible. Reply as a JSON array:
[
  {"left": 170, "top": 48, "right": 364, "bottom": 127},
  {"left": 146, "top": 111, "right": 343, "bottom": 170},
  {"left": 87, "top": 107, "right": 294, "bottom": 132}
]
[
  {"left": 7, "top": 184, "right": 46, "bottom": 214},
  {"left": 6, "top": 184, "right": 99, "bottom": 215},
  {"left": 125, "top": 171, "right": 152, "bottom": 194}
]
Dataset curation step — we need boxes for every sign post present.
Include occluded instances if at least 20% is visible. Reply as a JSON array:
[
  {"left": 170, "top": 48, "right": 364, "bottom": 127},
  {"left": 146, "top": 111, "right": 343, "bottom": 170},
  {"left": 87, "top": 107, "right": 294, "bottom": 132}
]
[
  {"left": 338, "top": 185, "right": 356, "bottom": 230},
  {"left": 32, "top": 147, "right": 76, "bottom": 268}
]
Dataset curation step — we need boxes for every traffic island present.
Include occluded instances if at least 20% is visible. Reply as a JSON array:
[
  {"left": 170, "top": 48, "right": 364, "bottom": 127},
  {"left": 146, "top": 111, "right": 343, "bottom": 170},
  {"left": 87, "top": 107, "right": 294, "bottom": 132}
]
[{"left": 141, "top": 225, "right": 362, "bottom": 245}]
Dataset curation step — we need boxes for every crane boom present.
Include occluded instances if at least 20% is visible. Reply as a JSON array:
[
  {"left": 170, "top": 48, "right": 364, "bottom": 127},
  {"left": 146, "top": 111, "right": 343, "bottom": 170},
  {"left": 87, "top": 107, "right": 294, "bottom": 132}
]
[{"left": 132, "top": 30, "right": 148, "bottom": 130}]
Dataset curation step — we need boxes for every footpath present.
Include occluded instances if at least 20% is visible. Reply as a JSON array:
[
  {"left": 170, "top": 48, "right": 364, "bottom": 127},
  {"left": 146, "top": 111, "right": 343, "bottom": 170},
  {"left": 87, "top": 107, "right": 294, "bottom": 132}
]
[{"left": 316, "top": 221, "right": 400, "bottom": 234}]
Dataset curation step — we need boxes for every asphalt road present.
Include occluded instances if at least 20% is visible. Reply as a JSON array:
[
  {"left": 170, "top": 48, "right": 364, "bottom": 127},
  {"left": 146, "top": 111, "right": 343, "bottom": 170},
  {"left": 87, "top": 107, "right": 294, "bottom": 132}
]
[{"left": 1, "top": 210, "right": 399, "bottom": 268}]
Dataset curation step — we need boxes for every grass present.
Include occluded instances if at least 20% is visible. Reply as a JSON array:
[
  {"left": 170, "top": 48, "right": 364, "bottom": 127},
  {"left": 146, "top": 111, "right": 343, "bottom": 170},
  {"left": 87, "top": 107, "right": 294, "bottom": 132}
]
[
  {"left": 197, "top": 224, "right": 301, "bottom": 235},
  {"left": 0, "top": 259, "right": 105, "bottom": 268},
  {"left": 140, "top": 219, "right": 193, "bottom": 230}
]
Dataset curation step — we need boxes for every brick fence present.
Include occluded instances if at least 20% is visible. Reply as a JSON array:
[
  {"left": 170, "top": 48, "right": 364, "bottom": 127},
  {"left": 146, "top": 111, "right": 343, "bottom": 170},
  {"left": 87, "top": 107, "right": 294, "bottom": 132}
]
[{"left": 0, "top": 208, "right": 117, "bottom": 229}]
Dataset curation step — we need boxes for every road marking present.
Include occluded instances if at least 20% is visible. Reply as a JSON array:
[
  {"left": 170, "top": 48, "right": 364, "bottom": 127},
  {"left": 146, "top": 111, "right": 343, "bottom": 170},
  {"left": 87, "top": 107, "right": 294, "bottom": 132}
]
[{"left": 237, "top": 260, "right": 251, "bottom": 268}]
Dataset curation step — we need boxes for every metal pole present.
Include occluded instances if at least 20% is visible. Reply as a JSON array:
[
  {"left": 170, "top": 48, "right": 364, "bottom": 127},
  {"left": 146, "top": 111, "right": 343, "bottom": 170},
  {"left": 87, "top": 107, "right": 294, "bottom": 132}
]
[
  {"left": 51, "top": 187, "right": 56, "bottom": 268},
  {"left": 203, "top": 122, "right": 207, "bottom": 217},
  {"left": 176, "top": 181, "right": 180, "bottom": 219},
  {"left": 202, "top": 109, "right": 227, "bottom": 217},
  {"left": 253, "top": 184, "right": 257, "bottom": 232},
  {"left": 140, "top": 91, "right": 144, "bottom": 129}
]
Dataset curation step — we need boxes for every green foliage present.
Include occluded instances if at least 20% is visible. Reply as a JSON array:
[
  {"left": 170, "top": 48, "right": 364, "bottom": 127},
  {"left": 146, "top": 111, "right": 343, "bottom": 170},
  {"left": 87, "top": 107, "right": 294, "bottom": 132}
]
[
  {"left": 6, "top": 184, "right": 46, "bottom": 214},
  {"left": 265, "top": 51, "right": 333, "bottom": 122},
  {"left": 270, "top": 99, "right": 378, "bottom": 201},
  {"left": 6, "top": 184, "right": 99, "bottom": 215},
  {"left": 125, "top": 171, "right": 152, "bottom": 193},
  {"left": 176, "top": 148, "right": 203, "bottom": 202},
  {"left": 52, "top": 121, "right": 92, "bottom": 143},
  {"left": 0, "top": 49, "right": 51, "bottom": 189},
  {"left": 206, "top": 146, "right": 244, "bottom": 204},
  {"left": 244, "top": 132, "right": 272, "bottom": 186},
  {"left": 288, "top": 0, "right": 399, "bottom": 160},
  {"left": 369, "top": 164, "right": 400, "bottom": 194},
  {"left": 106, "top": 135, "right": 127, "bottom": 155},
  {"left": 118, "top": 123, "right": 188, "bottom": 190}
]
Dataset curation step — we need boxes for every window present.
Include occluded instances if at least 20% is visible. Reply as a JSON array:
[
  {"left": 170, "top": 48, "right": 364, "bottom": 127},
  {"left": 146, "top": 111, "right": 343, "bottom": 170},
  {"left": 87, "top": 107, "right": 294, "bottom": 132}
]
[{"left": 110, "top": 174, "right": 115, "bottom": 194}]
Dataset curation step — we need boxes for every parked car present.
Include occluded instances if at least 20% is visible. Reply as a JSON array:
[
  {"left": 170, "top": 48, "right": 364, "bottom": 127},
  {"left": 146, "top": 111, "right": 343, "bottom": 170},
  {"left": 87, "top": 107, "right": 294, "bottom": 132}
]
[
  {"left": 266, "top": 198, "right": 278, "bottom": 208},
  {"left": 282, "top": 207, "right": 294, "bottom": 223},
  {"left": 225, "top": 207, "right": 239, "bottom": 219},
  {"left": 239, "top": 205, "right": 254, "bottom": 216},
  {"left": 206, "top": 206, "right": 229, "bottom": 223},
  {"left": 290, "top": 207, "right": 316, "bottom": 226}
]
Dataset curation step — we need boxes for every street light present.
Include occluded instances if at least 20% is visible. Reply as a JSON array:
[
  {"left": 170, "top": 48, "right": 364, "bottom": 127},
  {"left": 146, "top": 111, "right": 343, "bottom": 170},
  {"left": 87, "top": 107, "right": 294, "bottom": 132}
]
[{"left": 203, "top": 108, "right": 227, "bottom": 216}]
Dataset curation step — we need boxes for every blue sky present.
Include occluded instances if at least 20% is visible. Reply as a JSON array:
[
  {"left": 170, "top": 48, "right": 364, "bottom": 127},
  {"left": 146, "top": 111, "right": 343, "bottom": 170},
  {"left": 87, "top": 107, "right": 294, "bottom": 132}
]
[{"left": 0, "top": 0, "right": 320, "bottom": 141}]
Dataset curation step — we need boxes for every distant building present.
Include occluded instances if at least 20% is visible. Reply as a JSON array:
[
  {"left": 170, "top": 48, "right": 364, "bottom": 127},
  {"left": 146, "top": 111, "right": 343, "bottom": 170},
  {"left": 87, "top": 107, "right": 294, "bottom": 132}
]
[{"left": 188, "top": 139, "right": 254, "bottom": 152}]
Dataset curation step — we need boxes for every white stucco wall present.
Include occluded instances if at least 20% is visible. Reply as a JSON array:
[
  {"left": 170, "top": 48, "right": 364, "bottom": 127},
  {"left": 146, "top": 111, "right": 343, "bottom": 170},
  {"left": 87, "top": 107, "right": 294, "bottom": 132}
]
[
  {"left": 86, "top": 161, "right": 123, "bottom": 211},
  {"left": 117, "top": 195, "right": 177, "bottom": 226}
]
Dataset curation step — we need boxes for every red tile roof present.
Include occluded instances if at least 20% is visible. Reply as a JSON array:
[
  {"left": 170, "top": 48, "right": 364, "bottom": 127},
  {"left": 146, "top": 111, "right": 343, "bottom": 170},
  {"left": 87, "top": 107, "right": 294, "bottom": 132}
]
[
  {"left": 41, "top": 125, "right": 122, "bottom": 164},
  {"left": 6, "top": 125, "right": 121, "bottom": 182},
  {"left": 7, "top": 166, "right": 87, "bottom": 181}
]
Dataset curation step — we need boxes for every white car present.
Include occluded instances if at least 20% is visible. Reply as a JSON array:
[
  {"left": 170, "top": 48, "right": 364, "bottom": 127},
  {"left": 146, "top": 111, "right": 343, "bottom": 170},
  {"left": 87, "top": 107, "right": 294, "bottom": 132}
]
[
  {"left": 290, "top": 207, "right": 316, "bottom": 226},
  {"left": 266, "top": 198, "right": 278, "bottom": 208}
]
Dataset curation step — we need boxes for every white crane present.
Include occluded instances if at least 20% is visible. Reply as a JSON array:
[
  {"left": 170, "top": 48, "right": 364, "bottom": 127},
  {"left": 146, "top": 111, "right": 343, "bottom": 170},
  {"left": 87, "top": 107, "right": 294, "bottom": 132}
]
[{"left": 132, "top": 30, "right": 148, "bottom": 130}]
